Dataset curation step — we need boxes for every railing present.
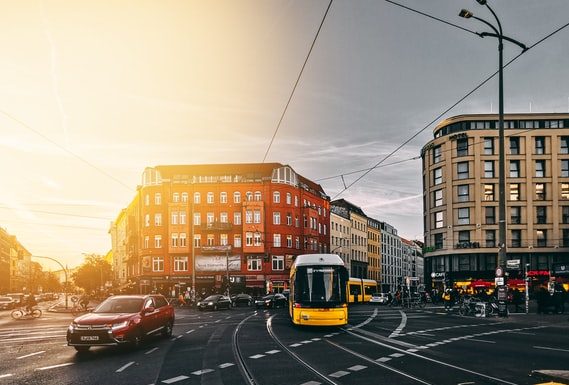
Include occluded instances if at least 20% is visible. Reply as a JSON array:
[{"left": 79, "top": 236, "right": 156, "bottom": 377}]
[{"left": 200, "top": 221, "right": 233, "bottom": 231}]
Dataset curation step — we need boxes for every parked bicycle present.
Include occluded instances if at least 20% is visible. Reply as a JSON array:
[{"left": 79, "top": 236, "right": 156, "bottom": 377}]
[{"left": 11, "top": 307, "right": 42, "bottom": 320}]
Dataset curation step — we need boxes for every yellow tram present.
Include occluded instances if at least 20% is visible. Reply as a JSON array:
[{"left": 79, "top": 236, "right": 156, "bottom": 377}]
[
  {"left": 289, "top": 254, "right": 349, "bottom": 326},
  {"left": 347, "top": 277, "right": 378, "bottom": 304}
]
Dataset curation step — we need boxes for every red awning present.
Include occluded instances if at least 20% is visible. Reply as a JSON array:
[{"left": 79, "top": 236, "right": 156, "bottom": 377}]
[
  {"left": 507, "top": 279, "right": 526, "bottom": 287},
  {"left": 470, "top": 280, "right": 493, "bottom": 288}
]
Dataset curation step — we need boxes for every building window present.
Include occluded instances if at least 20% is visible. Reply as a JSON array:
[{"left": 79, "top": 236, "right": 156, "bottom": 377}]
[
  {"left": 220, "top": 192, "right": 227, "bottom": 204},
  {"left": 194, "top": 234, "right": 201, "bottom": 248},
  {"left": 511, "top": 206, "right": 521, "bottom": 224},
  {"left": 434, "top": 189, "right": 443, "bottom": 207},
  {"left": 457, "top": 208, "right": 470, "bottom": 225},
  {"left": 174, "top": 256, "right": 188, "bottom": 272},
  {"left": 220, "top": 234, "right": 228, "bottom": 246},
  {"left": 535, "top": 136, "right": 545, "bottom": 154},
  {"left": 562, "top": 206, "right": 569, "bottom": 224},
  {"left": 245, "top": 191, "right": 253, "bottom": 201},
  {"left": 535, "top": 183, "right": 545, "bottom": 201},
  {"left": 254, "top": 232, "right": 262, "bottom": 246},
  {"left": 181, "top": 192, "right": 188, "bottom": 203},
  {"left": 193, "top": 213, "right": 201, "bottom": 226},
  {"left": 434, "top": 212, "right": 443, "bottom": 229},
  {"left": 510, "top": 183, "right": 520, "bottom": 201},
  {"left": 563, "top": 183, "right": 569, "bottom": 199},
  {"left": 245, "top": 232, "right": 253, "bottom": 246},
  {"left": 155, "top": 213, "right": 162, "bottom": 226},
  {"left": 510, "top": 137, "right": 520, "bottom": 155},
  {"left": 536, "top": 206, "right": 547, "bottom": 224},
  {"left": 287, "top": 235, "right": 293, "bottom": 248},
  {"left": 253, "top": 210, "right": 261, "bottom": 224},
  {"left": 273, "top": 191, "right": 280, "bottom": 203},
  {"left": 173, "top": 193, "right": 180, "bottom": 203},
  {"left": 155, "top": 193, "right": 161, "bottom": 205},
  {"left": 254, "top": 191, "right": 262, "bottom": 201},
  {"left": 561, "top": 160, "right": 569, "bottom": 177},
  {"left": 272, "top": 255, "right": 284, "bottom": 271},
  {"left": 434, "top": 233, "right": 444, "bottom": 249},
  {"left": 485, "top": 206, "right": 495, "bottom": 224},
  {"left": 457, "top": 185, "right": 469, "bottom": 202},
  {"left": 144, "top": 236, "right": 149, "bottom": 249},
  {"left": 484, "top": 184, "right": 494, "bottom": 201},
  {"left": 286, "top": 192, "right": 292, "bottom": 205},
  {"left": 234, "top": 212, "right": 241, "bottom": 225},
  {"left": 520, "top": 120, "right": 539, "bottom": 129},
  {"left": 486, "top": 230, "right": 496, "bottom": 248},
  {"left": 152, "top": 257, "right": 164, "bottom": 272},
  {"left": 433, "top": 145, "right": 442, "bottom": 163},
  {"left": 564, "top": 229, "right": 569, "bottom": 247},
  {"left": 207, "top": 234, "right": 214, "bottom": 246},
  {"left": 180, "top": 233, "right": 186, "bottom": 247},
  {"left": 171, "top": 233, "right": 178, "bottom": 247},
  {"left": 484, "top": 161, "right": 494, "bottom": 178},
  {"left": 180, "top": 212, "right": 186, "bottom": 225},
  {"left": 234, "top": 234, "right": 242, "bottom": 248},
  {"left": 234, "top": 191, "right": 241, "bottom": 203},
  {"left": 207, "top": 192, "right": 214, "bottom": 204},
  {"left": 273, "top": 234, "right": 281, "bottom": 248},
  {"left": 509, "top": 160, "right": 520, "bottom": 178},
  {"left": 247, "top": 256, "right": 262, "bottom": 271},
  {"left": 457, "top": 162, "right": 469, "bottom": 179},
  {"left": 457, "top": 138, "right": 468, "bottom": 156},
  {"left": 207, "top": 212, "right": 214, "bottom": 224},
  {"left": 561, "top": 136, "right": 569, "bottom": 154},
  {"left": 220, "top": 212, "right": 228, "bottom": 223},
  {"left": 537, "top": 229, "right": 547, "bottom": 247},
  {"left": 286, "top": 213, "right": 292, "bottom": 225},
  {"left": 535, "top": 160, "right": 545, "bottom": 178},
  {"left": 433, "top": 168, "right": 442, "bottom": 185},
  {"left": 194, "top": 192, "right": 201, "bottom": 204},
  {"left": 483, "top": 137, "right": 494, "bottom": 155},
  {"left": 154, "top": 235, "right": 162, "bottom": 248},
  {"left": 145, "top": 194, "right": 150, "bottom": 206},
  {"left": 171, "top": 212, "right": 178, "bottom": 225},
  {"left": 145, "top": 214, "right": 150, "bottom": 227},
  {"left": 273, "top": 212, "right": 281, "bottom": 225},
  {"left": 511, "top": 230, "right": 521, "bottom": 248},
  {"left": 458, "top": 230, "right": 470, "bottom": 244}
]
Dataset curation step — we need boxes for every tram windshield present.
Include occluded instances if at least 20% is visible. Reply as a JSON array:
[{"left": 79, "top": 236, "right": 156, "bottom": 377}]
[{"left": 294, "top": 266, "right": 347, "bottom": 305}]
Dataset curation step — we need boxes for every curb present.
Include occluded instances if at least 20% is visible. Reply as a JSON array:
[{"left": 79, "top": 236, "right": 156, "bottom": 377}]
[{"left": 531, "top": 370, "right": 569, "bottom": 384}]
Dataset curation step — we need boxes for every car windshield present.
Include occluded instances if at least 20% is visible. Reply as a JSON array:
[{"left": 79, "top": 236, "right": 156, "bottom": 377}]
[
  {"left": 94, "top": 297, "right": 144, "bottom": 313},
  {"left": 203, "top": 295, "right": 219, "bottom": 301}
]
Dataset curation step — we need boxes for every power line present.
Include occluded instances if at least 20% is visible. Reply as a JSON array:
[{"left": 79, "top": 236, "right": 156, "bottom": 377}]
[
  {"left": 262, "top": 0, "right": 333, "bottom": 163},
  {"left": 331, "top": 19, "right": 569, "bottom": 200}
]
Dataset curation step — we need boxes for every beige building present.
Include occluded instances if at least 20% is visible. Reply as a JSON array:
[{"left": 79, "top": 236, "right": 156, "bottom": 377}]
[
  {"left": 330, "top": 211, "right": 351, "bottom": 266},
  {"left": 422, "top": 113, "right": 569, "bottom": 289},
  {"left": 331, "top": 199, "right": 368, "bottom": 278}
]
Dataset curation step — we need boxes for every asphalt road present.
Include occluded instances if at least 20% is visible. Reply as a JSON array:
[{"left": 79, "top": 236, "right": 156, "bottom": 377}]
[{"left": 0, "top": 302, "right": 568, "bottom": 385}]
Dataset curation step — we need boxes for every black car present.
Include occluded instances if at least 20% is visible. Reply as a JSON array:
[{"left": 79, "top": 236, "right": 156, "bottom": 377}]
[
  {"left": 231, "top": 294, "right": 253, "bottom": 307},
  {"left": 197, "top": 295, "right": 231, "bottom": 311},
  {"left": 254, "top": 293, "right": 287, "bottom": 309}
]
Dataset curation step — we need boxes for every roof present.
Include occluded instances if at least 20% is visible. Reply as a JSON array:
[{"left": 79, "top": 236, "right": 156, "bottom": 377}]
[
  {"left": 293, "top": 254, "right": 345, "bottom": 267},
  {"left": 331, "top": 199, "right": 367, "bottom": 217}
]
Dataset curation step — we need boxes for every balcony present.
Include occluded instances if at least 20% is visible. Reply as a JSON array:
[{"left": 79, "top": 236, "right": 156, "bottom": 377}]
[{"left": 200, "top": 221, "right": 233, "bottom": 231}]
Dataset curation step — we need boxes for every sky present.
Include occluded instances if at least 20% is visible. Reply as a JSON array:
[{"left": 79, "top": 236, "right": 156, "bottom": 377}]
[{"left": 1, "top": 0, "right": 568, "bottom": 270}]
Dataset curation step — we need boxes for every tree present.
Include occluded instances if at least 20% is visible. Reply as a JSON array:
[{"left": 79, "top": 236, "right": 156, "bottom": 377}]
[{"left": 72, "top": 255, "right": 113, "bottom": 294}]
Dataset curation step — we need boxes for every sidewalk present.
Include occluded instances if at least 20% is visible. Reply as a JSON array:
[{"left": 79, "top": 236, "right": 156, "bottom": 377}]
[{"left": 531, "top": 369, "right": 569, "bottom": 384}]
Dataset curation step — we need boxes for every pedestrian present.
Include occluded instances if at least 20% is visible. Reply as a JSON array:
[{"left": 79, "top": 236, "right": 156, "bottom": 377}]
[
  {"left": 512, "top": 288, "right": 523, "bottom": 313},
  {"left": 443, "top": 289, "right": 452, "bottom": 311},
  {"left": 178, "top": 292, "right": 186, "bottom": 307}
]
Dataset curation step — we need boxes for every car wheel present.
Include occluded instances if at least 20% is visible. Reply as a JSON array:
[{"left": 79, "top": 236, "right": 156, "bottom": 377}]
[
  {"left": 129, "top": 329, "right": 144, "bottom": 349},
  {"left": 162, "top": 320, "right": 173, "bottom": 338},
  {"left": 74, "top": 346, "right": 90, "bottom": 353}
]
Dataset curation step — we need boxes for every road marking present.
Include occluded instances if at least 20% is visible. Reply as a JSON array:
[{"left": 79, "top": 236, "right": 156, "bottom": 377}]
[
  {"left": 16, "top": 351, "right": 45, "bottom": 359},
  {"left": 116, "top": 362, "right": 135, "bottom": 372},
  {"left": 329, "top": 371, "right": 350, "bottom": 378},
  {"left": 215, "top": 319, "right": 221, "bottom": 323},
  {"left": 508, "top": 331, "right": 535, "bottom": 335},
  {"left": 191, "top": 369, "right": 214, "bottom": 375},
  {"left": 300, "top": 340, "right": 312, "bottom": 344},
  {"left": 388, "top": 310, "right": 407, "bottom": 338},
  {"left": 468, "top": 338, "right": 496, "bottom": 344},
  {"left": 161, "top": 375, "right": 189, "bottom": 384},
  {"left": 324, "top": 334, "right": 333, "bottom": 338},
  {"left": 406, "top": 349, "right": 419, "bottom": 352},
  {"left": 145, "top": 347, "right": 159, "bottom": 354},
  {"left": 300, "top": 382, "right": 321, "bottom": 385},
  {"left": 249, "top": 354, "right": 265, "bottom": 359},
  {"left": 534, "top": 346, "right": 569, "bottom": 353},
  {"left": 185, "top": 329, "right": 195, "bottom": 334},
  {"left": 290, "top": 343, "right": 302, "bottom": 347},
  {"left": 219, "top": 363, "right": 235, "bottom": 369},
  {"left": 376, "top": 357, "right": 391, "bottom": 362},
  {"left": 35, "top": 363, "right": 74, "bottom": 371},
  {"left": 176, "top": 335, "right": 183, "bottom": 340},
  {"left": 348, "top": 365, "right": 367, "bottom": 371},
  {"left": 0, "top": 374, "right": 13, "bottom": 379},
  {"left": 390, "top": 353, "right": 405, "bottom": 358},
  {"left": 265, "top": 350, "right": 280, "bottom": 355},
  {"left": 311, "top": 338, "right": 321, "bottom": 341}
]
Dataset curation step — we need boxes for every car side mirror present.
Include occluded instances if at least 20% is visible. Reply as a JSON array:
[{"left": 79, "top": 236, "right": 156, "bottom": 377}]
[{"left": 143, "top": 306, "right": 155, "bottom": 315}]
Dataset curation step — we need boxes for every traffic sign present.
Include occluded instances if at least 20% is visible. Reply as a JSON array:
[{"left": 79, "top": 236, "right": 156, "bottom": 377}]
[{"left": 495, "top": 267, "right": 503, "bottom": 277}]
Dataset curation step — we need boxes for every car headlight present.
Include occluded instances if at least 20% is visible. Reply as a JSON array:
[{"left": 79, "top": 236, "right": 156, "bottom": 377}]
[
  {"left": 111, "top": 321, "right": 129, "bottom": 330},
  {"left": 68, "top": 323, "right": 76, "bottom": 333},
  {"left": 208, "top": 302, "right": 214, "bottom": 306}
]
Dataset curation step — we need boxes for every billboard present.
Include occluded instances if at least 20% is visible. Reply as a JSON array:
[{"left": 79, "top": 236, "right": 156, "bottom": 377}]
[{"left": 195, "top": 255, "right": 241, "bottom": 272}]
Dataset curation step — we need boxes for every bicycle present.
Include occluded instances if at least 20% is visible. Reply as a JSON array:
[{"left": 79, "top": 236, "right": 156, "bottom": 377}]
[
  {"left": 11, "top": 307, "right": 42, "bottom": 320},
  {"left": 71, "top": 304, "right": 93, "bottom": 316}
]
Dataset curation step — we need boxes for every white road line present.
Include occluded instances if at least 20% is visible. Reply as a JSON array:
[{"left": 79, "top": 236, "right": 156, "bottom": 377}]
[
  {"left": 145, "top": 347, "right": 159, "bottom": 355},
  {"left": 534, "top": 346, "right": 569, "bottom": 353},
  {"left": 185, "top": 329, "right": 195, "bottom": 334},
  {"left": 16, "top": 351, "right": 45, "bottom": 359},
  {"left": 0, "top": 374, "right": 13, "bottom": 379},
  {"left": 300, "top": 340, "right": 312, "bottom": 344},
  {"left": 290, "top": 343, "right": 302, "bottom": 347},
  {"left": 249, "top": 354, "right": 265, "bottom": 359},
  {"left": 508, "top": 331, "right": 535, "bottom": 336},
  {"left": 348, "top": 365, "right": 367, "bottom": 371},
  {"left": 175, "top": 335, "right": 183, "bottom": 340},
  {"left": 311, "top": 338, "right": 321, "bottom": 341},
  {"left": 265, "top": 350, "right": 280, "bottom": 354},
  {"left": 191, "top": 369, "right": 214, "bottom": 375},
  {"left": 219, "top": 363, "right": 235, "bottom": 369},
  {"left": 329, "top": 371, "right": 350, "bottom": 378},
  {"left": 376, "top": 357, "right": 391, "bottom": 362},
  {"left": 161, "top": 375, "right": 189, "bottom": 384},
  {"left": 35, "top": 363, "right": 74, "bottom": 371},
  {"left": 388, "top": 310, "right": 407, "bottom": 338},
  {"left": 300, "top": 382, "right": 321, "bottom": 385},
  {"left": 116, "top": 361, "right": 135, "bottom": 373},
  {"left": 467, "top": 338, "right": 496, "bottom": 344},
  {"left": 390, "top": 353, "right": 405, "bottom": 358}
]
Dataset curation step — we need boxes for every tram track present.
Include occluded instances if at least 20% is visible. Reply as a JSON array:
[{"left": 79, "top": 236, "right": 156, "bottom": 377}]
[{"left": 232, "top": 313, "right": 259, "bottom": 385}]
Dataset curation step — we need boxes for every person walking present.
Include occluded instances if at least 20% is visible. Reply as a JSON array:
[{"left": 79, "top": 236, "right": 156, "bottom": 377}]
[
  {"left": 178, "top": 292, "right": 187, "bottom": 308},
  {"left": 443, "top": 289, "right": 452, "bottom": 311}
]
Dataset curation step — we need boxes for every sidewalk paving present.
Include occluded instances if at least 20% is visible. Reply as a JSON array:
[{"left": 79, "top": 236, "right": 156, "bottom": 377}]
[{"left": 531, "top": 369, "right": 569, "bottom": 384}]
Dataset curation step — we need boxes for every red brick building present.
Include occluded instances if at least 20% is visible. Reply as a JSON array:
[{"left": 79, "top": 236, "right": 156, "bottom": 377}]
[{"left": 114, "top": 163, "right": 330, "bottom": 297}]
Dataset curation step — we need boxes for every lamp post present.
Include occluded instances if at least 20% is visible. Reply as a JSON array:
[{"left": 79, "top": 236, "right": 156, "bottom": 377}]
[
  {"left": 459, "top": 0, "right": 527, "bottom": 272},
  {"left": 32, "top": 255, "right": 69, "bottom": 309}
]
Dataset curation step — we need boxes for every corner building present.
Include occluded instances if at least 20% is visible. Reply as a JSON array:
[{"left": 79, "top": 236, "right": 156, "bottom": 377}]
[
  {"left": 422, "top": 113, "right": 569, "bottom": 291},
  {"left": 115, "top": 163, "right": 330, "bottom": 296}
]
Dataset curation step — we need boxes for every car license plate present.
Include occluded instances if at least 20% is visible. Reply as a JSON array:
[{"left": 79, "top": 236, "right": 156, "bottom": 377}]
[{"left": 80, "top": 336, "right": 99, "bottom": 341}]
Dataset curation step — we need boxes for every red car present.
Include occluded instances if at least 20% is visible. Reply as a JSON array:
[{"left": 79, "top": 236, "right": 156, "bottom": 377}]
[{"left": 67, "top": 294, "right": 174, "bottom": 352}]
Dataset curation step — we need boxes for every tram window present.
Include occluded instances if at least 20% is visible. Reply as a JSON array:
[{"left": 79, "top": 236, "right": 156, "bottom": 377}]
[{"left": 349, "top": 284, "right": 361, "bottom": 296}]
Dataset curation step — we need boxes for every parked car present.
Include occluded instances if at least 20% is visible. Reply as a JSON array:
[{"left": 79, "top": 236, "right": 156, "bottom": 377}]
[
  {"left": 0, "top": 297, "right": 17, "bottom": 310},
  {"left": 66, "top": 294, "right": 175, "bottom": 352},
  {"left": 5, "top": 293, "right": 25, "bottom": 306},
  {"left": 197, "top": 295, "right": 232, "bottom": 311},
  {"left": 369, "top": 293, "right": 389, "bottom": 305},
  {"left": 231, "top": 293, "right": 253, "bottom": 307},
  {"left": 254, "top": 293, "right": 288, "bottom": 309}
]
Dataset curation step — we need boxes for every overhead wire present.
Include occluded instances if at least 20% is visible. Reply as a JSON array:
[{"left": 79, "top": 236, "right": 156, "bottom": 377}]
[
  {"left": 330, "top": 4, "right": 569, "bottom": 199},
  {"left": 262, "top": 0, "right": 333, "bottom": 163}
]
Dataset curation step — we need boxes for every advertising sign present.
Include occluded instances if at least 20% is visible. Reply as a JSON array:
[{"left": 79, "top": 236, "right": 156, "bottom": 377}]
[
  {"left": 195, "top": 255, "right": 241, "bottom": 272},
  {"left": 506, "top": 259, "right": 521, "bottom": 270}
]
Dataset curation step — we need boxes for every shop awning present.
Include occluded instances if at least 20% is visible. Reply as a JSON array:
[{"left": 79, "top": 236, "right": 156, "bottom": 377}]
[{"left": 470, "top": 280, "right": 493, "bottom": 288}]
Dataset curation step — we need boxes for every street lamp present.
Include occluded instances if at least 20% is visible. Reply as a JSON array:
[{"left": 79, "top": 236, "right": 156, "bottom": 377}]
[{"left": 459, "top": 1, "right": 527, "bottom": 272}]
